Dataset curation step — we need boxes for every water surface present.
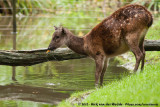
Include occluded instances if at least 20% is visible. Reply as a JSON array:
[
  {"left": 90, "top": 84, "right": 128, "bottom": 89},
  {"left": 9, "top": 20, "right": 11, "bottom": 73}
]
[{"left": 0, "top": 16, "right": 130, "bottom": 106}]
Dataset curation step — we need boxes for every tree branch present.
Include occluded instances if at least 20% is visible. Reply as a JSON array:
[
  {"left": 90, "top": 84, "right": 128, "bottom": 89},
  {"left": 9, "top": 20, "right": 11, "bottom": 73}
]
[{"left": 0, "top": 48, "right": 86, "bottom": 66}]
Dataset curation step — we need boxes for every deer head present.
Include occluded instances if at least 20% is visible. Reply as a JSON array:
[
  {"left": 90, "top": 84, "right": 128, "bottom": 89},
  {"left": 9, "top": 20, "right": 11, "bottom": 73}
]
[{"left": 47, "top": 26, "right": 68, "bottom": 52}]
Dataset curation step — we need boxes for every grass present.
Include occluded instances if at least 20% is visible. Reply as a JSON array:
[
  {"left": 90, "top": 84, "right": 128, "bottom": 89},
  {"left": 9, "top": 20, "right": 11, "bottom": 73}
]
[
  {"left": 57, "top": 18, "right": 160, "bottom": 107},
  {"left": 81, "top": 62, "right": 160, "bottom": 106},
  {"left": 146, "top": 18, "right": 160, "bottom": 40},
  {"left": 58, "top": 58, "right": 160, "bottom": 107}
]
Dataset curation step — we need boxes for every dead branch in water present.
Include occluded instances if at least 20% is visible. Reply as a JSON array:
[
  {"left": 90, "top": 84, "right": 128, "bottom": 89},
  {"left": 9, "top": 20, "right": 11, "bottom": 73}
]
[
  {"left": 0, "top": 48, "right": 86, "bottom": 66},
  {"left": 0, "top": 40, "right": 159, "bottom": 66},
  {"left": 144, "top": 40, "right": 160, "bottom": 51}
]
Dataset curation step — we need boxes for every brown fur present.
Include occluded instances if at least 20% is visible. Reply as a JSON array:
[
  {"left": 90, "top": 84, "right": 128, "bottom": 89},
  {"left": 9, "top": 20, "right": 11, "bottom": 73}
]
[
  {"left": 48, "top": 4, "right": 153, "bottom": 87},
  {"left": 84, "top": 4, "right": 152, "bottom": 58}
]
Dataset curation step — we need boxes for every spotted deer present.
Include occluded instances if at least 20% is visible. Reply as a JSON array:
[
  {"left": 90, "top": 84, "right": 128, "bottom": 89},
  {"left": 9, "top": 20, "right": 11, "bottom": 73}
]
[{"left": 47, "top": 4, "right": 153, "bottom": 86}]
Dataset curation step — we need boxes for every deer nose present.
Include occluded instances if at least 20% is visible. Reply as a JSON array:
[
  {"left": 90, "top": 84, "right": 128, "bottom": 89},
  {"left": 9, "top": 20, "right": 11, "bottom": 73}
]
[
  {"left": 48, "top": 46, "right": 56, "bottom": 50},
  {"left": 48, "top": 46, "right": 52, "bottom": 50}
]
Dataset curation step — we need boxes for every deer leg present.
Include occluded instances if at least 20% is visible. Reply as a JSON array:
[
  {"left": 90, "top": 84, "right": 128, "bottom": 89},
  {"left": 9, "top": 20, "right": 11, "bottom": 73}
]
[
  {"left": 95, "top": 55, "right": 105, "bottom": 87},
  {"left": 140, "top": 47, "right": 145, "bottom": 71},
  {"left": 100, "top": 58, "right": 108, "bottom": 86},
  {"left": 131, "top": 47, "right": 143, "bottom": 72},
  {"left": 139, "top": 38, "right": 145, "bottom": 71},
  {"left": 125, "top": 34, "right": 143, "bottom": 72}
]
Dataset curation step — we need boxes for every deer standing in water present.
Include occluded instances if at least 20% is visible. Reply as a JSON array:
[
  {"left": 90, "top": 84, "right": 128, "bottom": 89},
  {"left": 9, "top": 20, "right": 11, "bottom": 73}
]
[{"left": 47, "top": 4, "right": 153, "bottom": 87}]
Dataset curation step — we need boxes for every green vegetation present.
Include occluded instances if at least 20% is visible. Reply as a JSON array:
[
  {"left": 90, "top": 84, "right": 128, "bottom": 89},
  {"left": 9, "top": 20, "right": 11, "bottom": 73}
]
[
  {"left": 0, "top": 0, "right": 111, "bottom": 15},
  {"left": 131, "top": 0, "right": 160, "bottom": 12},
  {"left": 1, "top": 0, "right": 160, "bottom": 15},
  {"left": 146, "top": 19, "right": 160, "bottom": 40},
  {"left": 0, "top": 17, "right": 97, "bottom": 50}
]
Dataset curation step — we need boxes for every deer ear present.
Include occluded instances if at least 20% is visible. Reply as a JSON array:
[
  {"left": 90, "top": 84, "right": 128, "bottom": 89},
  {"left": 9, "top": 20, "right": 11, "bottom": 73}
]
[
  {"left": 61, "top": 27, "right": 66, "bottom": 34},
  {"left": 54, "top": 26, "right": 58, "bottom": 30}
]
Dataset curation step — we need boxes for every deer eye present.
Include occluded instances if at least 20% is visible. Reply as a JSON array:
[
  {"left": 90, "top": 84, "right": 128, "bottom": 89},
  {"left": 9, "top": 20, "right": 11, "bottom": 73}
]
[{"left": 55, "top": 36, "right": 60, "bottom": 39}]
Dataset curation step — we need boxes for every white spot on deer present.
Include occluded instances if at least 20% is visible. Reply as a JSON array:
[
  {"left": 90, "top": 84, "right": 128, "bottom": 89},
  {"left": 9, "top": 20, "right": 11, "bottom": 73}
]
[
  {"left": 123, "top": 11, "right": 125, "bottom": 14},
  {"left": 135, "top": 14, "right": 138, "bottom": 17}
]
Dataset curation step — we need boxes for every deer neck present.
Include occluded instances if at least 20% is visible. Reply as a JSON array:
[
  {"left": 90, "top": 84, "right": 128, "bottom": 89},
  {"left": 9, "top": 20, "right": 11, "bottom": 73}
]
[{"left": 66, "top": 33, "right": 86, "bottom": 55}]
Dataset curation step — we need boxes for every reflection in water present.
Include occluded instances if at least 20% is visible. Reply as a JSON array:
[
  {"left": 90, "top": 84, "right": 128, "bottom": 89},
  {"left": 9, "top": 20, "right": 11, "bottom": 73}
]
[
  {"left": 12, "top": 67, "right": 17, "bottom": 81},
  {"left": 0, "top": 84, "right": 70, "bottom": 105},
  {"left": 12, "top": 5, "right": 17, "bottom": 82},
  {"left": 0, "top": 58, "right": 130, "bottom": 106},
  {"left": 0, "top": 16, "right": 130, "bottom": 106}
]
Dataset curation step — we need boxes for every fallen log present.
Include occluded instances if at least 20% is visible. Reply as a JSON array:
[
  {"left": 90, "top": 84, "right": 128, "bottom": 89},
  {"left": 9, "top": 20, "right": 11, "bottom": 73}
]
[
  {"left": 0, "top": 48, "right": 87, "bottom": 66},
  {"left": 144, "top": 40, "right": 160, "bottom": 51},
  {"left": 0, "top": 40, "right": 159, "bottom": 66}
]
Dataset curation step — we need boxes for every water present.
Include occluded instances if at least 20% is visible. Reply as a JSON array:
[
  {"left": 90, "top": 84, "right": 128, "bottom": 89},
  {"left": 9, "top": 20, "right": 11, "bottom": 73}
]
[{"left": 0, "top": 16, "right": 130, "bottom": 106}]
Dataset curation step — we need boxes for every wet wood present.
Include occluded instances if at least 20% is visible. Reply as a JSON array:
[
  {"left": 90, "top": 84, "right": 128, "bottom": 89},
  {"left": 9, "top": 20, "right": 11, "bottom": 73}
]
[
  {"left": 144, "top": 40, "right": 160, "bottom": 51},
  {"left": 0, "top": 40, "right": 159, "bottom": 66},
  {"left": 0, "top": 48, "right": 87, "bottom": 66}
]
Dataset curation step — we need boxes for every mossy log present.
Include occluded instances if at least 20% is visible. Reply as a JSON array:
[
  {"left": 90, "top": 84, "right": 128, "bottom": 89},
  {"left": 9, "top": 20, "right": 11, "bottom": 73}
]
[
  {"left": 0, "top": 40, "right": 160, "bottom": 66},
  {"left": 0, "top": 48, "right": 86, "bottom": 66},
  {"left": 144, "top": 40, "right": 160, "bottom": 51}
]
